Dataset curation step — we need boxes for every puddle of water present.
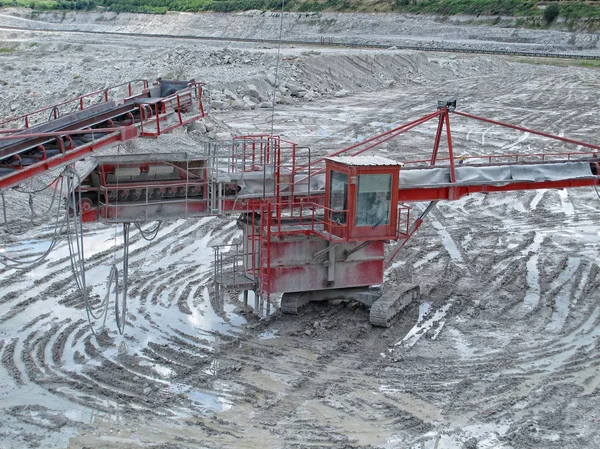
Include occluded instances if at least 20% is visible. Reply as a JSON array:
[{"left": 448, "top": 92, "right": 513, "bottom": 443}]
[
  {"left": 447, "top": 328, "right": 476, "bottom": 358},
  {"left": 522, "top": 232, "right": 543, "bottom": 310},
  {"left": 188, "top": 389, "right": 233, "bottom": 413},
  {"left": 429, "top": 219, "right": 464, "bottom": 265},
  {"left": 138, "top": 360, "right": 176, "bottom": 379},
  {"left": 547, "top": 257, "right": 580, "bottom": 332},
  {"left": 557, "top": 189, "right": 575, "bottom": 216},
  {"left": 258, "top": 329, "right": 279, "bottom": 340},
  {"left": 168, "top": 383, "right": 232, "bottom": 413},
  {"left": 394, "top": 301, "right": 454, "bottom": 348},
  {"left": 530, "top": 189, "right": 546, "bottom": 210},
  {"left": 413, "top": 250, "right": 439, "bottom": 269},
  {"left": 386, "top": 423, "right": 511, "bottom": 449}
]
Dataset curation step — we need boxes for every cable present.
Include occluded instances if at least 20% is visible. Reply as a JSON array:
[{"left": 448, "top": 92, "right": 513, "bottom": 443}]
[
  {"left": 1, "top": 192, "right": 34, "bottom": 235},
  {"left": 0, "top": 175, "right": 67, "bottom": 269},
  {"left": 12, "top": 170, "right": 65, "bottom": 194},
  {"left": 0, "top": 164, "right": 130, "bottom": 336},
  {"left": 64, "top": 168, "right": 110, "bottom": 335},
  {"left": 48, "top": 106, "right": 61, "bottom": 121},
  {"left": 134, "top": 221, "right": 161, "bottom": 241},
  {"left": 1, "top": 169, "right": 66, "bottom": 236},
  {"left": 269, "top": 0, "right": 285, "bottom": 140},
  {"left": 114, "top": 223, "right": 129, "bottom": 335}
]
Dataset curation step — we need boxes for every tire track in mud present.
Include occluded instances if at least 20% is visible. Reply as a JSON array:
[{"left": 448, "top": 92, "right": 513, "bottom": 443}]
[
  {"left": 367, "top": 179, "right": 600, "bottom": 447},
  {"left": 0, "top": 213, "right": 250, "bottom": 439}
]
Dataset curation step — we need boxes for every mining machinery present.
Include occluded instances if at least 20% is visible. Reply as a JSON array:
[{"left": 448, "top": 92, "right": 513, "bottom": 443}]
[{"left": 1, "top": 90, "right": 599, "bottom": 328}]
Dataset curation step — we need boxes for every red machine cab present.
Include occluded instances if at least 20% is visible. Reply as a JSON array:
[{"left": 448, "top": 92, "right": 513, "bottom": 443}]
[{"left": 324, "top": 156, "right": 402, "bottom": 242}]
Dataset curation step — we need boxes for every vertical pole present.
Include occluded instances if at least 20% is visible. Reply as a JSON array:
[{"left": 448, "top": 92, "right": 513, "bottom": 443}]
[
  {"left": 243, "top": 290, "right": 249, "bottom": 307},
  {"left": 177, "top": 94, "right": 183, "bottom": 125},
  {"left": 430, "top": 113, "right": 445, "bottom": 166},
  {"left": 290, "top": 142, "right": 296, "bottom": 212},
  {"left": 445, "top": 112, "right": 456, "bottom": 183},
  {"left": 198, "top": 85, "right": 205, "bottom": 117},
  {"left": 155, "top": 104, "right": 161, "bottom": 136},
  {"left": 139, "top": 105, "right": 145, "bottom": 135},
  {"left": 276, "top": 137, "right": 281, "bottom": 222},
  {"left": 308, "top": 146, "right": 311, "bottom": 199},
  {"left": 242, "top": 139, "right": 246, "bottom": 171},
  {"left": 213, "top": 247, "right": 217, "bottom": 285},
  {"left": 266, "top": 137, "right": 270, "bottom": 165},
  {"left": 266, "top": 202, "right": 272, "bottom": 302},
  {"left": 327, "top": 244, "right": 335, "bottom": 283}
]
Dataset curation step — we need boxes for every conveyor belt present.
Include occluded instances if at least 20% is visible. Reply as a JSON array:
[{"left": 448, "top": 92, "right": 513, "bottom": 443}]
[
  {"left": 0, "top": 78, "right": 204, "bottom": 191},
  {"left": 0, "top": 101, "right": 134, "bottom": 161}
]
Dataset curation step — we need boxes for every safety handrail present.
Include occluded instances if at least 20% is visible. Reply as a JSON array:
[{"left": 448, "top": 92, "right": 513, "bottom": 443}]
[
  {"left": 397, "top": 205, "right": 411, "bottom": 237},
  {"left": 138, "top": 82, "right": 204, "bottom": 137},
  {"left": 270, "top": 201, "right": 350, "bottom": 241},
  {"left": 402, "top": 150, "right": 600, "bottom": 167},
  {"left": 0, "top": 79, "right": 149, "bottom": 129}
]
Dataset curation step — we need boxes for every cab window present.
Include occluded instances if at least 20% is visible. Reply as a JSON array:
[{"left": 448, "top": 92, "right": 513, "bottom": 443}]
[
  {"left": 329, "top": 171, "right": 348, "bottom": 224},
  {"left": 356, "top": 174, "right": 391, "bottom": 227}
]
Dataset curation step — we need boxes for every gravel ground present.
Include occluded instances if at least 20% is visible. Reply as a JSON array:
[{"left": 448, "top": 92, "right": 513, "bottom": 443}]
[
  {"left": 0, "top": 10, "right": 599, "bottom": 449},
  {"left": 0, "top": 9, "right": 599, "bottom": 56}
]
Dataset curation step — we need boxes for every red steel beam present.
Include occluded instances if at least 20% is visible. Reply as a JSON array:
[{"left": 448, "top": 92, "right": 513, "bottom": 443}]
[
  {"left": 0, "top": 127, "right": 134, "bottom": 141},
  {"left": 0, "top": 126, "right": 138, "bottom": 190},
  {"left": 453, "top": 110, "right": 600, "bottom": 151},
  {"left": 299, "top": 110, "right": 442, "bottom": 170},
  {"left": 397, "top": 177, "right": 600, "bottom": 202}
]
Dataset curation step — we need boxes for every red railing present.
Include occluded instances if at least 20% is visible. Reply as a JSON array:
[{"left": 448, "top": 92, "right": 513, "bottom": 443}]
[
  {"left": 396, "top": 205, "right": 411, "bottom": 238},
  {"left": 138, "top": 81, "right": 205, "bottom": 137},
  {"left": 0, "top": 79, "right": 149, "bottom": 131},
  {"left": 402, "top": 150, "right": 600, "bottom": 167}
]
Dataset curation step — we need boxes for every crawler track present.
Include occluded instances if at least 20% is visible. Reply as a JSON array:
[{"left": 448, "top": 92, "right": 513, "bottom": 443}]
[
  {"left": 280, "top": 292, "right": 310, "bottom": 314},
  {"left": 369, "top": 284, "right": 420, "bottom": 327}
]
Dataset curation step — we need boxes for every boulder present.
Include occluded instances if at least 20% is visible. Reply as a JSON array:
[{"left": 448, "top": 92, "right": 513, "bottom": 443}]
[
  {"left": 246, "top": 84, "right": 262, "bottom": 101},
  {"left": 210, "top": 100, "right": 228, "bottom": 110}
]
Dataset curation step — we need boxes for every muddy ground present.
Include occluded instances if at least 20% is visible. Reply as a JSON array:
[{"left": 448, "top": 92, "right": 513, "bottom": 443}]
[{"left": 0, "top": 10, "right": 600, "bottom": 449}]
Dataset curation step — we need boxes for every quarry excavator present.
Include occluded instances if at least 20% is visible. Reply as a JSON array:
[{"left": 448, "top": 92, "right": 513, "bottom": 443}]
[{"left": 1, "top": 86, "right": 599, "bottom": 328}]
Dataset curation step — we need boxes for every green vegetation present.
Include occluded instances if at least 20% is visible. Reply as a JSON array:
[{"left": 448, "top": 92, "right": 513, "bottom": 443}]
[
  {"left": 396, "top": 0, "right": 600, "bottom": 20},
  {"left": 543, "top": 3, "right": 560, "bottom": 23},
  {"left": 399, "top": 0, "right": 536, "bottom": 17},
  {"left": 0, "top": 0, "right": 94, "bottom": 10},
  {"left": 0, "top": 47, "right": 16, "bottom": 52},
  {"left": 517, "top": 57, "right": 600, "bottom": 68},
  {"left": 1, "top": 0, "right": 600, "bottom": 23}
]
